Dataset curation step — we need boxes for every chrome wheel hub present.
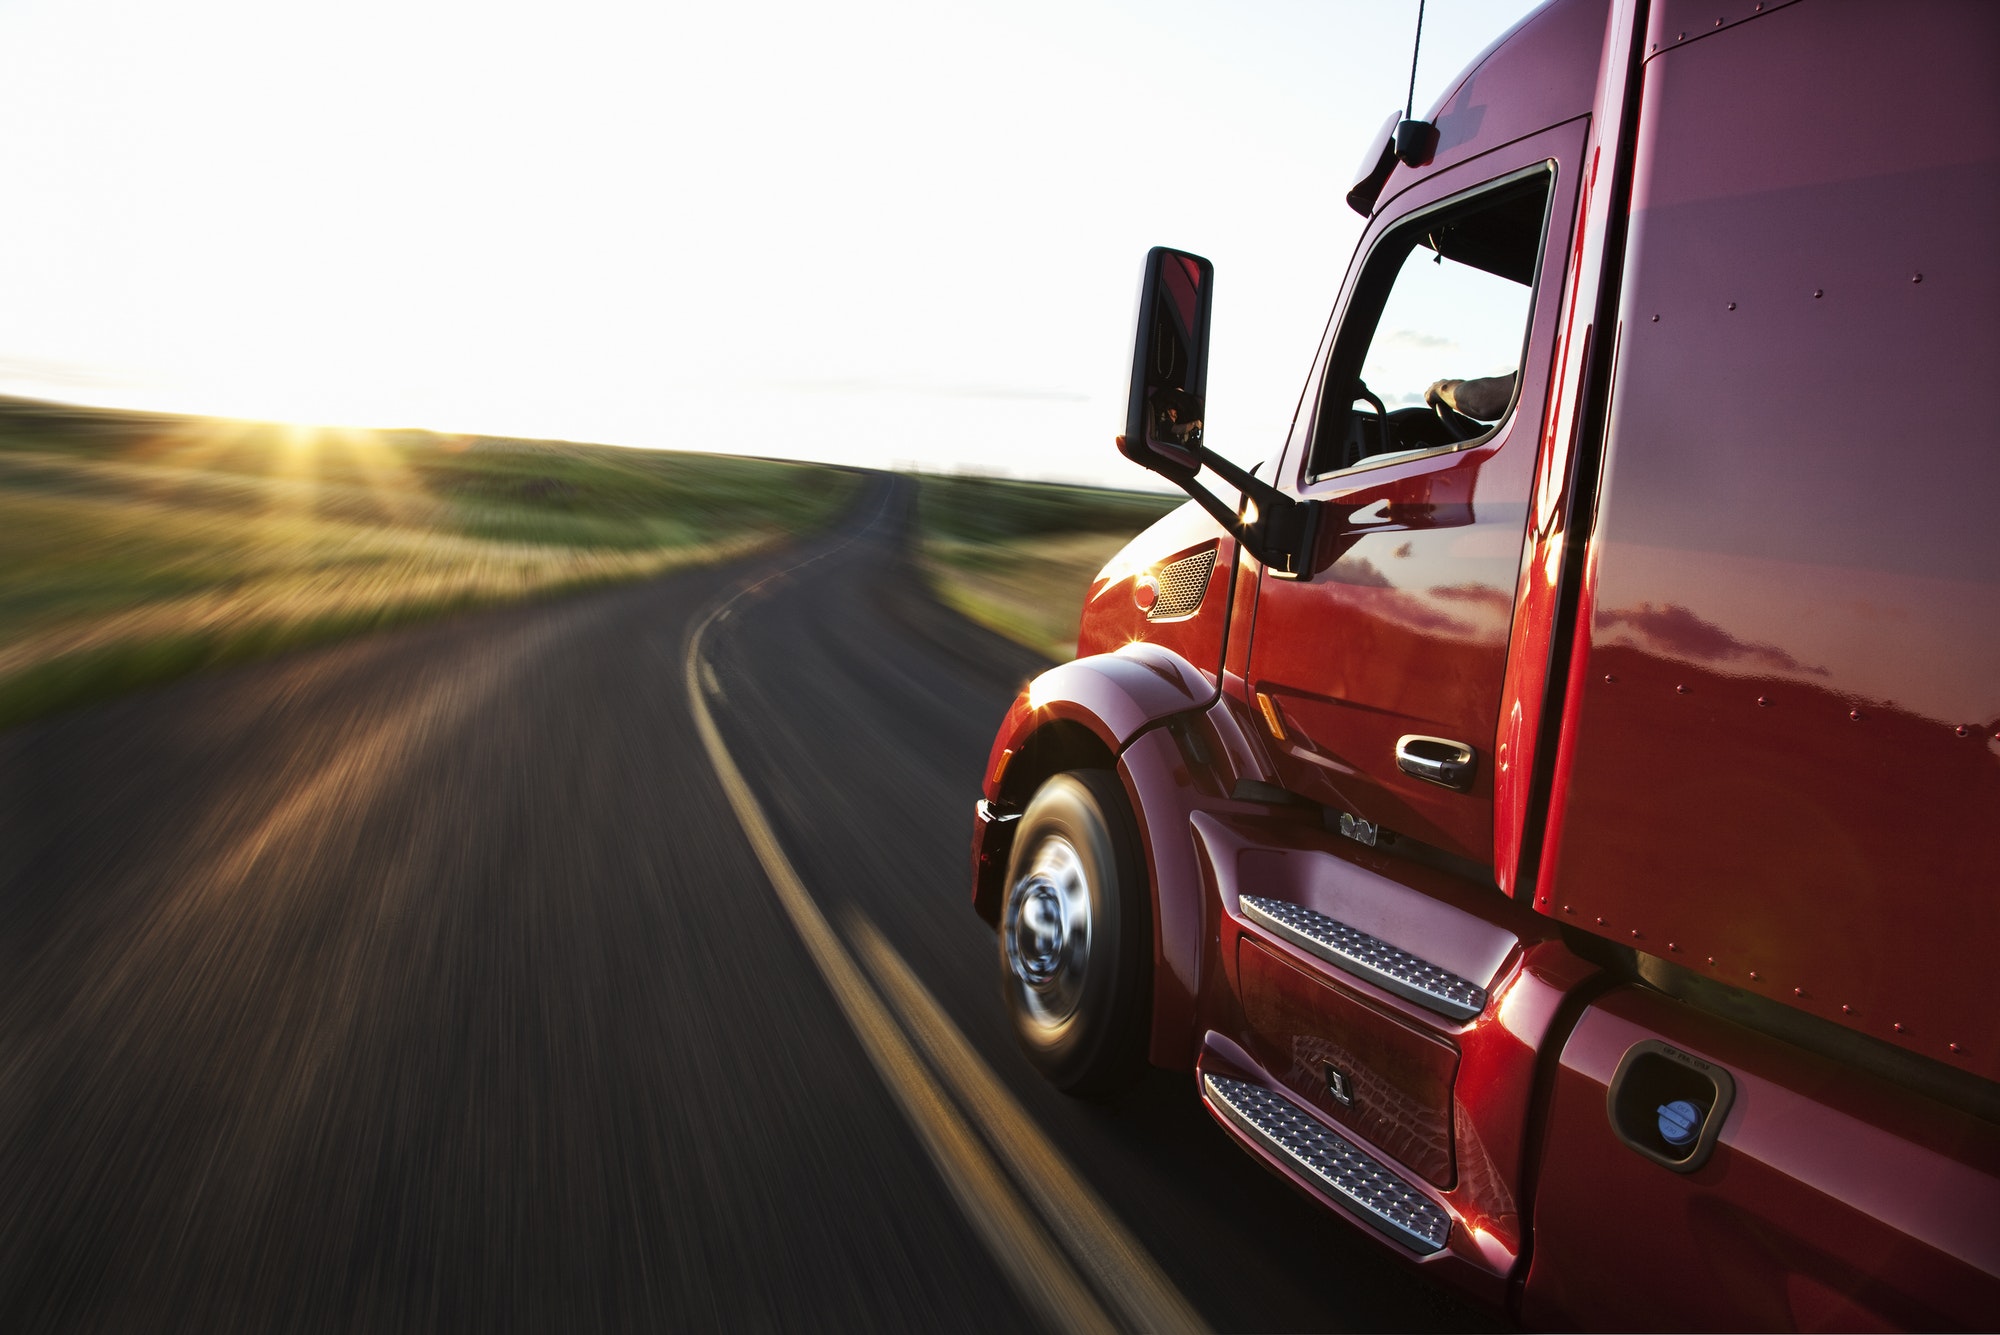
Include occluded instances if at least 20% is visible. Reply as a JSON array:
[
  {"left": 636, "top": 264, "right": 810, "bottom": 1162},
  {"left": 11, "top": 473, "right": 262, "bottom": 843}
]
[{"left": 1002, "top": 836, "right": 1092, "bottom": 1028}]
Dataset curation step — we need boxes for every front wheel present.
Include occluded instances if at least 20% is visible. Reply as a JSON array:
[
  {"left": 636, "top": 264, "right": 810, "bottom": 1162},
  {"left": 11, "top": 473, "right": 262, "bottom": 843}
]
[{"left": 998, "top": 770, "right": 1151, "bottom": 1096}]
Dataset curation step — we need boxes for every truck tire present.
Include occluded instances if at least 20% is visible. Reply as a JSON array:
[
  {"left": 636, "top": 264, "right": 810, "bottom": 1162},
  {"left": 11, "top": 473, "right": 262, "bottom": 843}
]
[{"left": 998, "top": 769, "right": 1151, "bottom": 1096}]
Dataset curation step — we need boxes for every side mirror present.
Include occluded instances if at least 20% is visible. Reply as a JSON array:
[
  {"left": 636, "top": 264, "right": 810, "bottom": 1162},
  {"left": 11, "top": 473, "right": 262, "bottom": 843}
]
[
  {"left": 1115, "top": 247, "right": 1316, "bottom": 578},
  {"left": 1120, "top": 247, "right": 1213, "bottom": 482}
]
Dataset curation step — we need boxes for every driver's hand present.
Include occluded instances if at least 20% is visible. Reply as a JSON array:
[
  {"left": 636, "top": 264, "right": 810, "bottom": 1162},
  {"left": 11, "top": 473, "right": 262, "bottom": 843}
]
[{"left": 1428, "top": 374, "right": 1516, "bottom": 420}]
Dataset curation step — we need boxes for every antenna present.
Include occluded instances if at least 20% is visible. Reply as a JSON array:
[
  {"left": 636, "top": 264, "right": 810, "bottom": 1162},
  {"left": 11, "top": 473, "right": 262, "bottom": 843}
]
[
  {"left": 1406, "top": 0, "right": 1426, "bottom": 121},
  {"left": 1394, "top": 0, "right": 1437, "bottom": 167}
]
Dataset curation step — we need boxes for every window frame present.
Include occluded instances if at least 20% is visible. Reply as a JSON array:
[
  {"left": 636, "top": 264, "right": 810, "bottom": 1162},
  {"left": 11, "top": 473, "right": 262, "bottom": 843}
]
[{"left": 1305, "top": 160, "right": 1558, "bottom": 485}]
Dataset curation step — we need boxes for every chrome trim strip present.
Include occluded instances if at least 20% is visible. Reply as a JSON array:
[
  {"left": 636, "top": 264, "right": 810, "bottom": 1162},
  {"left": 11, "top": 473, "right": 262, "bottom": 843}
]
[
  {"left": 1240, "top": 895, "right": 1486, "bottom": 1022},
  {"left": 1204, "top": 1073, "right": 1450, "bottom": 1254}
]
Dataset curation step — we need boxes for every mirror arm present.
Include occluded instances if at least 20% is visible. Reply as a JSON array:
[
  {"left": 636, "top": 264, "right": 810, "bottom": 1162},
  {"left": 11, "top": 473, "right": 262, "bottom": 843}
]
[
  {"left": 1175, "top": 475, "right": 1259, "bottom": 550},
  {"left": 1176, "top": 439, "right": 1316, "bottom": 577},
  {"left": 1188, "top": 441, "right": 1282, "bottom": 515}
]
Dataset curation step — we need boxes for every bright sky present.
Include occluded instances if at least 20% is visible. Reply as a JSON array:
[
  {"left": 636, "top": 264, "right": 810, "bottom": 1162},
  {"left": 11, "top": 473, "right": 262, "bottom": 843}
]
[{"left": 0, "top": 0, "right": 1543, "bottom": 488}]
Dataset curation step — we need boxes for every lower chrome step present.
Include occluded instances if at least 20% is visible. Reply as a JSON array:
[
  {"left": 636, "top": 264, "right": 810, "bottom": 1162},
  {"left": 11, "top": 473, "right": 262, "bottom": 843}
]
[{"left": 1204, "top": 1072, "right": 1451, "bottom": 1254}]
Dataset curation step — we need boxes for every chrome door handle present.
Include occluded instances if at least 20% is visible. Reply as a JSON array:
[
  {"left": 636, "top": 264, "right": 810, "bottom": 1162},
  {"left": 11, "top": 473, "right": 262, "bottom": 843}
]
[{"left": 1395, "top": 735, "right": 1476, "bottom": 790}]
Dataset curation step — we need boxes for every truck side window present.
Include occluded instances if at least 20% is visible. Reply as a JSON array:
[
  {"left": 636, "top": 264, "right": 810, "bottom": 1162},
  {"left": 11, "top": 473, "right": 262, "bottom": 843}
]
[{"left": 1310, "top": 167, "right": 1552, "bottom": 478}]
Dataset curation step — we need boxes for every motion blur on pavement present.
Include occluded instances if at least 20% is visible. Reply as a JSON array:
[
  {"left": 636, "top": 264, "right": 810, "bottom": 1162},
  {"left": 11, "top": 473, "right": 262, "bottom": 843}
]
[
  {"left": 0, "top": 0, "right": 1546, "bottom": 1325},
  {"left": 0, "top": 404, "right": 1489, "bottom": 1331}
]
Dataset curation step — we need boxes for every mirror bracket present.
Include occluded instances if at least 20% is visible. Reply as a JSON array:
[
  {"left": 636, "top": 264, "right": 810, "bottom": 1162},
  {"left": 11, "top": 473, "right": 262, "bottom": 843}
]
[
  {"left": 1121, "top": 432, "right": 1314, "bottom": 577},
  {"left": 1118, "top": 245, "right": 1316, "bottom": 577},
  {"left": 1186, "top": 441, "right": 1316, "bottom": 578}
]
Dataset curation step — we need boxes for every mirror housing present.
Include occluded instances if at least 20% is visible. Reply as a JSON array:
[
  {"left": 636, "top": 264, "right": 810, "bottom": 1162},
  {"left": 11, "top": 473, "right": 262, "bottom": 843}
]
[
  {"left": 1346, "top": 109, "right": 1402, "bottom": 217},
  {"left": 1120, "top": 247, "right": 1212, "bottom": 484},
  {"left": 1116, "top": 247, "right": 1315, "bottom": 577},
  {"left": 1345, "top": 111, "right": 1439, "bottom": 218}
]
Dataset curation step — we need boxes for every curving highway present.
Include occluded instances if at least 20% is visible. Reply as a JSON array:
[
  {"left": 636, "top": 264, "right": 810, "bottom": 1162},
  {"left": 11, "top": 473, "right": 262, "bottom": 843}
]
[{"left": 0, "top": 474, "right": 1490, "bottom": 1332}]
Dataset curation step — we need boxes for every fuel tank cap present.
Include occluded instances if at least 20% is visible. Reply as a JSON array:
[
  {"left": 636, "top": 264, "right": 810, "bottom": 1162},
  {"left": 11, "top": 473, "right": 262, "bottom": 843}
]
[{"left": 1656, "top": 1098, "right": 1704, "bottom": 1148}]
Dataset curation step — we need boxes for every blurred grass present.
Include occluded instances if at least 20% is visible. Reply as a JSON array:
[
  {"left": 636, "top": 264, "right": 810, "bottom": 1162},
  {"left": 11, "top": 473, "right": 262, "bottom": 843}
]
[
  {"left": 912, "top": 473, "right": 1180, "bottom": 661},
  {"left": 0, "top": 397, "right": 860, "bottom": 728}
]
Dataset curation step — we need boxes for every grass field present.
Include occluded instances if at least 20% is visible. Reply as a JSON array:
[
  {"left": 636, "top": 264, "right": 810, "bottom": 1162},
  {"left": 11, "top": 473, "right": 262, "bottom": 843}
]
[
  {"left": 913, "top": 473, "right": 1181, "bottom": 661},
  {"left": 0, "top": 398, "right": 860, "bottom": 728}
]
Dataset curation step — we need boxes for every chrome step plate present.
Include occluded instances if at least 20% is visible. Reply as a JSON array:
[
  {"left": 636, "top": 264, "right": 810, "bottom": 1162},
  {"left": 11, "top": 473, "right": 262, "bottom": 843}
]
[
  {"left": 1239, "top": 895, "right": 1486, "bottom": 1021},
  {"left": 1204, "top": 1073, "right": 1451, "bottom": 1255}
]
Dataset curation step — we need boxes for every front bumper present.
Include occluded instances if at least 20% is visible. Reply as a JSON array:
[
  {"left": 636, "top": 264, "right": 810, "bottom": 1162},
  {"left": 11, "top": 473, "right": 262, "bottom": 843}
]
[{"left": 969, "top": 797, "right": 1020, "bottom": 927}]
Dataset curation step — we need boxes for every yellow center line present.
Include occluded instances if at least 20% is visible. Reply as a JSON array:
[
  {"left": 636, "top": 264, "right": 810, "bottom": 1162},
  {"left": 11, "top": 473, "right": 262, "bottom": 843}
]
[
  {"left": 681, "top": 499, "right": 1204, "bottom": 1334},
  {"left": 683, "top": 518, "right": 1113, "bottom": 1334},
  {"left": 847, "top": 911, "right": 1207, "bottom": 1335}
]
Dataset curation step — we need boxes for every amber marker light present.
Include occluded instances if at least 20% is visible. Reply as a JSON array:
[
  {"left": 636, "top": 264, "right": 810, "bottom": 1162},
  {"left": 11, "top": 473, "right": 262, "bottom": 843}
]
[{"left": 1255, "top": 690, "right": 1287, "bottom": 740}]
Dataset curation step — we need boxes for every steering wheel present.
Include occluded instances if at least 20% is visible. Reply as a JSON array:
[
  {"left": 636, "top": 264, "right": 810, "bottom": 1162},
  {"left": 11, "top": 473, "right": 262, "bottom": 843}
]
[
  {"left": 1353, "top": 379, "right": 1390, "bottom": 460},
  {"left": 1432, "top": 397, "right": 1485, "bottom": 442}
]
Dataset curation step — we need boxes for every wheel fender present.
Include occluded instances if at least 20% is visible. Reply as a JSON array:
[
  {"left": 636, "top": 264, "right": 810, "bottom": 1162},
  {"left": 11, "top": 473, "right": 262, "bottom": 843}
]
[
  {"left": 974, "top": 643, "right": 1216, "bottom": 1070},
  {"left": 980, "top": 642, "right": 1215, "bottom": 804}
]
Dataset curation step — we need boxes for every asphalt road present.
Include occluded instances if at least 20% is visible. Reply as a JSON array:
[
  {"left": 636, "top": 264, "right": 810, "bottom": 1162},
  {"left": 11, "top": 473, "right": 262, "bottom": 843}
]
[{"left": 0, "top": 473, "right": 1491, "bottom": 1333}]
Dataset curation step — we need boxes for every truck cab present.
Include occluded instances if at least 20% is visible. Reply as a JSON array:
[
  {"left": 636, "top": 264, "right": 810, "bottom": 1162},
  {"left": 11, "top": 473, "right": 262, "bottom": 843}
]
[{"left": 971, "top": 0, "right": 2000, "bottom": 1326}]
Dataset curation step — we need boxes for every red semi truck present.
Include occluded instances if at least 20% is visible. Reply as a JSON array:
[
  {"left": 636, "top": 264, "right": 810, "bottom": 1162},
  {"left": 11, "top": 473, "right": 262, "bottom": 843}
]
[{"left": 968, "top": 0, "right": 1999, "bottom": 1325}]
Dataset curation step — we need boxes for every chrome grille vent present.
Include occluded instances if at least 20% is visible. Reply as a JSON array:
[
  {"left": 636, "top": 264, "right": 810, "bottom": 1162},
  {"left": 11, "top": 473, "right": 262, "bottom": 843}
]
[{"left": 1148, "top": 548, "right": 1216, "bottom": 621}]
